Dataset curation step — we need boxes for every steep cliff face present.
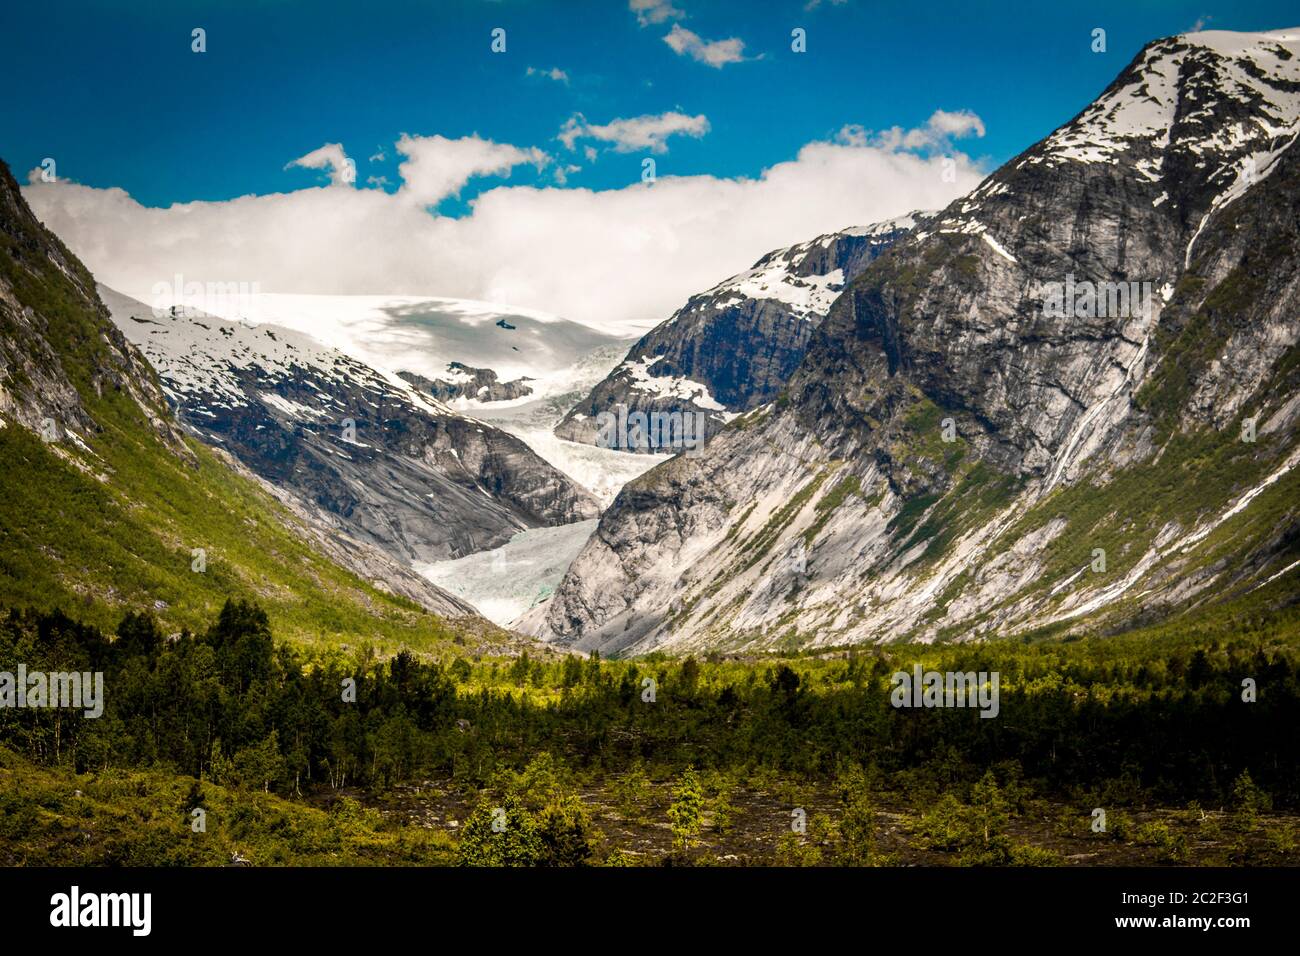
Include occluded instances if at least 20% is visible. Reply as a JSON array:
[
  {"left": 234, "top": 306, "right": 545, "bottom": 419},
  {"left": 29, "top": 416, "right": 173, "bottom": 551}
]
[
  {"left": 0, "top": 163, "right": 180, "bottom": 453},
  {"left": 524, "top": 28, "right": 1300, "bottom": 655},
  {"left": 101, "top": 287, "right": 601, "bottom": 565},
  {"left": 554, "top": 215, "right": 927, "bottom": 450}
]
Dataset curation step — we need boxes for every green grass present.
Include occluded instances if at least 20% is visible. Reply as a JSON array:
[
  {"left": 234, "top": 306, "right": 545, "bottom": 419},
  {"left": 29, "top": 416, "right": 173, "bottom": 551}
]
[
  {"left": 0, "top": 394, "right": 497, "bottom": 655},
  {"left": 729, "top": 468, "right": 830, "bottom": 575},
  {"left": 803, "top": 474, "right": 862, "bottom": 546},
  {"left": 911, "top": 462, "right": 1020, "bottom": 562},
  {"left": 1002, "top": 427, "right": 1284, "bottom": 602}
]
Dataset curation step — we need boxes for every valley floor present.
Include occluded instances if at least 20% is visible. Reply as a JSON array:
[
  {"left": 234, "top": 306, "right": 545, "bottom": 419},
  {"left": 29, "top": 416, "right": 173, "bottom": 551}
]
[
  {"left": 361, "top": 777, "right": 1299, "bottom": 867},
  {"left": 3, "top": 750, "right": 1295, "bottom": 867},
  {"left": 2, "top": 598, "right": 1296, "bottom": 868}
]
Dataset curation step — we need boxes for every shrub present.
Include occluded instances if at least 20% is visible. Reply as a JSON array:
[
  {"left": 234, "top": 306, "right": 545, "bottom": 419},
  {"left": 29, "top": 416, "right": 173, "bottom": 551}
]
[
  {"left": 668, "top": 767, "right": 706, "bottom": 852},
  {"left": 456, "top": 795, "right": 543, "bottom": 866},
  {"left": 1230, "top": 770, "right": 1272, "bottom": 830},
  {"left": 1009, "top": 844, "right": 1063, "bottom": 866},
  {"left": 537, "top": 794, "right": 601, "bottom": 866},
  {"left": 833, "top": 766, "right": 876, "bottom": 866}
]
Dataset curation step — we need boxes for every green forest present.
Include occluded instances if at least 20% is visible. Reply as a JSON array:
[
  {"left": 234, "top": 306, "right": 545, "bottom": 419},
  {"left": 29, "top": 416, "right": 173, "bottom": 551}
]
[{"left": 0, "top": 598, "right": 1296, "bottom": 866}]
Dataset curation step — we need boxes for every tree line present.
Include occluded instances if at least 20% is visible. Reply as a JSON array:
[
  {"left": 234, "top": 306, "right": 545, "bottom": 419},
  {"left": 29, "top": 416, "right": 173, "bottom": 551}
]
[{"left": 0, "top": 599, "right": 1295, "bottom": 811}]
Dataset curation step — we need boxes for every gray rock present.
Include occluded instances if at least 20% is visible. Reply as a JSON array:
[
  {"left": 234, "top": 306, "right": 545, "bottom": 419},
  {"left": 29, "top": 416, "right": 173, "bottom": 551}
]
[
  {"left": 527, "top": 27, "right": 1300, "bottom": 653},
  {"left": 554, "top": 214, "right": 930, "bottom": 450},
  {"left": 400, "top": 364, "right": 533, "bottom": 404},
  {"left": 100, "top": 286, "right": 601, "bottom": 567}
]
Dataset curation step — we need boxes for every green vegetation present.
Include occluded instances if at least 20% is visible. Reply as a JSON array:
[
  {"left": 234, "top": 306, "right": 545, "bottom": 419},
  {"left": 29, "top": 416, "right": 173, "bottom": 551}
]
[
  {"left": 667, "top": 766, "right": 706, "bottom": 851},
  {"left": 0, "top": 745, "right": 454, "bottom": 866},
  {"left": 886, "top": 491, "right": 940, "bottom": 539},
  {"left": 0, "top": 415, "right": 490, "bottom": 655},
  {"left": 1138, "top": 232, "right": 1292, "bottom": 432},
  {"left": 727, "top": 468, "right": 829, "bottom": 575},
  {"left": 1, "top": 599, "right": 1296, "bottom": 866},
  {"left": 996, "top": 423, "right": 1299, "bottom": 625}
]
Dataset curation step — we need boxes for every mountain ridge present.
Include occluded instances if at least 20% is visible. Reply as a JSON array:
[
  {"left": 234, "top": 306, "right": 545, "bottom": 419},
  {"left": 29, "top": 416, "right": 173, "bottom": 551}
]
[
  {"left": 554, "top": 213, "right": 931, "bottom": 450},
  {"left": 100, "top": 285, "right": 601, "bottom": 565},
  {"left": 524, "top": 26, "right": 1300, "bottom": 655}
]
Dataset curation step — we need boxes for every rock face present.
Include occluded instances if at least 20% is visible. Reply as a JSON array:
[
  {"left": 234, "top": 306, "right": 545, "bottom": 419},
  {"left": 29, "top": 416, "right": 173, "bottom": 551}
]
[
  {"left": 400, "top": 364, "right": 534, "bottom": 404},
  {"left": 524, "top": 27, "right": 1300, "bottom": 655},
  {"left": 208, "top": 443, "right": 480, "bottom": 616},
  {"left": 101, "top": 287, "right": 600, "bottom": 565},
  {"left": 554, "top": 215, "right": 928, "bottom": 450}
]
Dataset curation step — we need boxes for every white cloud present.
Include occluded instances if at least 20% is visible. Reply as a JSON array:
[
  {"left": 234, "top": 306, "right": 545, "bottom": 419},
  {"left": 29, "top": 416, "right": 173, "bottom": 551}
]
[
  {"left": 395, "top": 133, "right": 547, "bottom": 205},
  {"left": 924, "top": 109, "right": 986, "bottom": 140},
  {"left": 629, "top": 0, "right": 684, "bottom": 27},
  {"left": 23, "top": 127, "right": 986, "bottom": 334},
  {"left": 560, "top": 111, "right": 710, "bottom": 153},
  {"left": 286, "top": 143, "right": 355, "bottom": 185},
  {"left": 869, "top": 109, "right": 986, "bottom": 152},
  {"left": 662, "top": 24, "right": 748, "bottom": 68},
  {"left": 526, "top": 65, "right": 570, "bottom": 84}
]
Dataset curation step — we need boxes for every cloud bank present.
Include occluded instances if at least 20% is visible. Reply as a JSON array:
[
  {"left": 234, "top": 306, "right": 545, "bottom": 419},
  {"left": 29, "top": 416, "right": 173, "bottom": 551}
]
[
  {"left": 395, "top": 133, "right": 547, "bottom": 206},
  {"left": 22, "top": 115, "right": 986, "bottom": 333}
]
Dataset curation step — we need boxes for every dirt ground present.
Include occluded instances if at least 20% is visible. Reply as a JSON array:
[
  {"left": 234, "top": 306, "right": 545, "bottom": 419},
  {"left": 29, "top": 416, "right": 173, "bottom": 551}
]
[{"left": 330, "top": 779, "right": 1300, "bottom": 866}]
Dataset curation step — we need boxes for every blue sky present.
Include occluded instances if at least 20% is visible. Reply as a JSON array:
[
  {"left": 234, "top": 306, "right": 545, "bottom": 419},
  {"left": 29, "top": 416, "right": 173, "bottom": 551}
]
[
  {"left": 4, "top": 0, "right": 1296, "bottom": 209},
  {"left": 6, "top": 1, "right": 1298, "bottom": 330}
]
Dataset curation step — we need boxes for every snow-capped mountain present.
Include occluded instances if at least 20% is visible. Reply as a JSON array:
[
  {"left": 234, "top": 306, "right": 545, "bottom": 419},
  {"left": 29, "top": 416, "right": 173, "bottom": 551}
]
[
  {"left": 146, "top": 289, "right": 664, "bottom": 504},
  {"left": 171, "top": 292, "right": 629, "bottom": 404},
  {"left": 100, "top": 286, "right": 600, "bottom": 565},
  {"left": 554, "top": 214, "right": 931, "bottom": 450},
  {"left": 524, "top": 27, "right": 1300, "bottom": 654}
]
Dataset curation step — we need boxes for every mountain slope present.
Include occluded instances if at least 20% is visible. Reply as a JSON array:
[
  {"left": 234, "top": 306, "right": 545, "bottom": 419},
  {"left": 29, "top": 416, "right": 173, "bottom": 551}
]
[
  {"left": 100, "top": 286, "right": 600, "bottom": 564},
  {"left": 524, "top": 27, "right": 1300, "bottom": 655},
  {"left": 554, "top": 215, "right": 928, "bottom": 450},
  {"left": 0, "top": 158, "right": 514, "bottom": 651}
]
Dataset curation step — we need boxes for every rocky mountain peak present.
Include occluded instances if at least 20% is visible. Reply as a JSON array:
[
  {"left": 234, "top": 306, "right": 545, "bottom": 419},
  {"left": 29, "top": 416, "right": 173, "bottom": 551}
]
[
  {"left": 526, "top": 27, "right": 1300, "bottom": 656},
  {"left": 100, "top": 286, "right": 600, "bottom": 566},
  {"left": 554, "top": 213, "right": 932, "bottom": 451}
]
